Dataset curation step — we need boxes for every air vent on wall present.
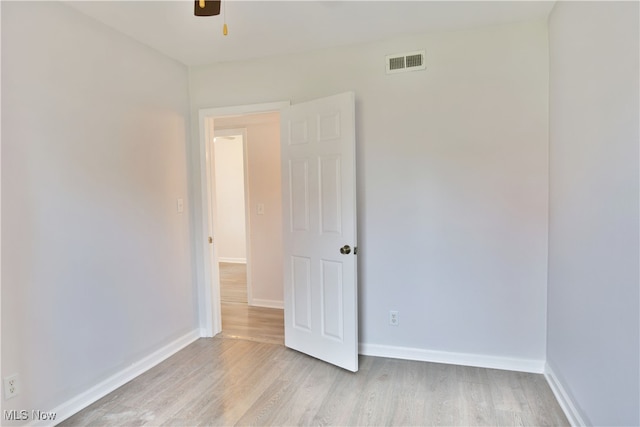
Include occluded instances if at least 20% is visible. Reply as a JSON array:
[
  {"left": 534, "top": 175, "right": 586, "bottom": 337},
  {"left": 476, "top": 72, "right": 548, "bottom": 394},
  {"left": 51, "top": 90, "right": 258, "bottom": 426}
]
[{"left": 385, "top": 50, "right": 426, "bottom": 74}]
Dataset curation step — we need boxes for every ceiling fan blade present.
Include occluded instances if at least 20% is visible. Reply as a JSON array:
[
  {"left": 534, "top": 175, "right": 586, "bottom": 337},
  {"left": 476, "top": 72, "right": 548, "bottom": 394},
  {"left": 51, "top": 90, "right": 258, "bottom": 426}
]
[{"left": 194, "top": 0, "right": 221, "bottom": 16}]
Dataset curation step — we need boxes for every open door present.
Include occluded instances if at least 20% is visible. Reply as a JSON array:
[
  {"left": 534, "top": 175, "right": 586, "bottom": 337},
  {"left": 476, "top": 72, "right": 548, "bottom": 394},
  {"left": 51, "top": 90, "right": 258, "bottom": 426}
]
[{"left": 281, "top": 92, "right": 358, "bottom": 372}]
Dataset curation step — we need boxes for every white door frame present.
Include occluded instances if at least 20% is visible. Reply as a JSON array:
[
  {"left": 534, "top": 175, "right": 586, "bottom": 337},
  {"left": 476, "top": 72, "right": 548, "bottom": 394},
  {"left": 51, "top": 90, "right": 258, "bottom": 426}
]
[{"left": 198, "top": 101, "right": 290, "bottom": 337}]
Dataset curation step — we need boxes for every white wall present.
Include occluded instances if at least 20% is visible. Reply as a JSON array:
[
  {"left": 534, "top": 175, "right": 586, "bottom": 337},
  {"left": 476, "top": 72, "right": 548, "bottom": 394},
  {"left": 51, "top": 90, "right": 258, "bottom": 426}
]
[
  {"left": 213, "top": 134, "right": 247, "bottom": 262},
  {"left": 190, "top": 20, "right": 549, "bottom": 364},
  {"left": 215, "top": 114, "right": 283, "bottom": 306},
  {"left": 1, "top": 1, "right": 196, "bottom": 420},
  {"left": 547, "top": 2, "right": 640, "bottom": 426}
]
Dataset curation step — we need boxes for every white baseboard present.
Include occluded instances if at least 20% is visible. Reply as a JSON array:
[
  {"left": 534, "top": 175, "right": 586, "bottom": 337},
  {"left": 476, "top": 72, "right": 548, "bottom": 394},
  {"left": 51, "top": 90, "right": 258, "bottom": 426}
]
[
  {"left": 249, "top": 298, "right": 283, "bottom": 309},
  {"left": 35, "top": 329, "right": 201, "bottom": 427},
  {"left": 544, "top": 363, "right": 587, "bottom": 427},
  {"left": 218, "top": 257, "right": 246, "bottom": 264},
  {"left": 359, "top": 343, "right": 545, "bottom": 374}
]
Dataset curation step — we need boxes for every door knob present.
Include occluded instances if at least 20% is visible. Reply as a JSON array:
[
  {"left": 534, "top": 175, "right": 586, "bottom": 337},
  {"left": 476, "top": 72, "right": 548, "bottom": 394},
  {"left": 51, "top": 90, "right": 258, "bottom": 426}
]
[{"left": 340, "top": 245, "right": 351, "bottom": 255}]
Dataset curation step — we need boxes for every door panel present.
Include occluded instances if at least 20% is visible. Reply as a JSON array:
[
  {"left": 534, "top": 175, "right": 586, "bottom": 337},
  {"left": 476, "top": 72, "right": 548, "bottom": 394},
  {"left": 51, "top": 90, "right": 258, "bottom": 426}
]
[
  {"left": 292, "top": 256, "right": 312, "bottom": 331},
  {"left": 281, "top": 92, "right": 358, "bottom": 372},
  {"left": 320, "top": 259, "right": 343, "bottom": 341},
  {"left": 319, "top": 156, "right": 342, "bottom": 234},
  {"left": 289, "top": 160, "right": 310, "bottom": 232}
]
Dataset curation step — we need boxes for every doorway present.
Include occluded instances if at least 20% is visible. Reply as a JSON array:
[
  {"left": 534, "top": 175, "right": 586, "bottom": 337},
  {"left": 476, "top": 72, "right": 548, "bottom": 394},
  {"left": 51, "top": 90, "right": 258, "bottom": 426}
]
[
  {"left": 201, "top": 104, "right": 289, "bottom": 343},
  {"left": 199, "top": 94, "right": 358, "bottom": 371},
  {"left": 212, "top": 129, "right": 250, "bottom": 304},
  {"left": 213, "top": 126, "right": 283, "bottom": 344}
]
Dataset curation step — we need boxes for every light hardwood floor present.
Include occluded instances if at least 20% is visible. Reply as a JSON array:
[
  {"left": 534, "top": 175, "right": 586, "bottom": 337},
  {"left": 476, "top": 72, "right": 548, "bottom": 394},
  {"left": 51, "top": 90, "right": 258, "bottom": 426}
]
[
  {"left": 59, "top": 337, "right": 569, "bottom": 426},
  {"left": 60, "top": 266, "right": 568, "bottom": 426},
  {"left": 219, "top": 262, "right": 284, "bottom": 345},
  {"left": 220, "top": 262, "right": 248, "bottom": 304},
  {"left": 220, "top": 303, "right": 284, "bottom": 346}
]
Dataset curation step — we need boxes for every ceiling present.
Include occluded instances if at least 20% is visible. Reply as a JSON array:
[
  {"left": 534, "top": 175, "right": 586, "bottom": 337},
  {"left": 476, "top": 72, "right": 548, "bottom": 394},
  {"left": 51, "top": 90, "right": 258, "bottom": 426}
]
[{"left": 65, "top": 1, "right": 555, "bottom": 67}]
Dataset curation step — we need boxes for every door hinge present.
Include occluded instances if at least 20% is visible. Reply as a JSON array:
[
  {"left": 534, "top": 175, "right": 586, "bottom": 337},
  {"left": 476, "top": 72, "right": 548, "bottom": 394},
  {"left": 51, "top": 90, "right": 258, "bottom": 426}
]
[{"left": 208, "top": 236, "right": 213, "bottom": 244}]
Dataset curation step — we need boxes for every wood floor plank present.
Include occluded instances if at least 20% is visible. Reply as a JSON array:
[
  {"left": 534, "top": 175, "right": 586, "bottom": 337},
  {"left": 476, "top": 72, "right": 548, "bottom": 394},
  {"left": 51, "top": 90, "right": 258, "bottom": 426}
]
[
  {"left": 218, "top": 262, "right": 285, "bottom": 346},
  {"left": 495, "top": 409, "right": 528, "bottom": 427},
  {"left": 169, "top": 341, "right": 289, "bottom": 426},
  {"left": 486, "top": 368, "right": 530, "bottom": 413},
  {"left": 59, "top": 338, "right": 570, "bottom": 427},
  {"left": 349, "top": 357, "right": 403, "bottom": 426},
  {"left": 268, "top": 357, "right": 340, "bottom": 426},
  {"left": 233, "top": 350, "right": 316, "bottom": 426},
  {"left": 394, "top": 360, "right": 441, "bottom": 426},
  {"left": 425, "top": 362, "right": 461, "bottom": 426},
  {"left": 457, "top": 380, "right": 497, "bottom": 426},
  {"left": 310, "top": 356, "right": 380, "bottom": 426},
  {"left": 220, "top": 263, "right": 248, "bottom": 304},
  {"left": 220, "top": 303, "right": 284, "bottom": 345},
  {"left": 519, "top": 372, "right": 569, "bottom": 426}
]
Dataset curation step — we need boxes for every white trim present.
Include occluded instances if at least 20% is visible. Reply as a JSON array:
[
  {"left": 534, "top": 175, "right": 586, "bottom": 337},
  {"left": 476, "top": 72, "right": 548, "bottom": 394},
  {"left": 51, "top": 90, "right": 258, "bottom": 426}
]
[
  {"left": 544, "top": 362, "right": 588, "bottom": 427},
  {"left": 217, "top": 257, "right": 247, "bottom": 264},
  {"left": 197, "top": 101, "right": 290, "bottom": 337},
  {"left": 239, "top": 128, "right": 254, "bottom": 311},
  {"left": 199, "top": 113, "right": 217, "bottom": 337},
  {"left": 200, "top": 101, "right": 290, "bottom": 119},
  {"left": 35, "top": 330, "right": 200, "bottom": 427},
  {"left": 250, "top": 299, "right": 284, "bottom": 309},
  {"left": 358, "top": 343, "right": 545, "bottom": 374}
]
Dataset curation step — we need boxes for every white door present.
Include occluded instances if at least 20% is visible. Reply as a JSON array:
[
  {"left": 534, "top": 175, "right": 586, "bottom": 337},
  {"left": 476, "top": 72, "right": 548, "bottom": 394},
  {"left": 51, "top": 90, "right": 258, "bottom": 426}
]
[{"left": 281, "top": 92, "right": 358, "bottom": 372}]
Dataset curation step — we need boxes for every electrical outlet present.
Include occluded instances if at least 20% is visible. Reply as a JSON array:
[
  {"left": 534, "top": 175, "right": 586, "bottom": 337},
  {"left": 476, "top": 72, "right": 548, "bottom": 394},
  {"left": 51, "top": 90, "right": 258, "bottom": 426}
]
[
  {"left": 389, "top": 310, "right": 399, "bottom": 326},
  {"left": 4, "top": 374, "right": 20, "bottom": 400}
]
